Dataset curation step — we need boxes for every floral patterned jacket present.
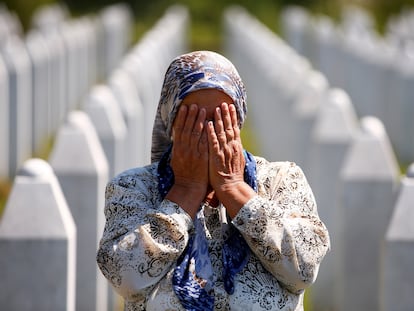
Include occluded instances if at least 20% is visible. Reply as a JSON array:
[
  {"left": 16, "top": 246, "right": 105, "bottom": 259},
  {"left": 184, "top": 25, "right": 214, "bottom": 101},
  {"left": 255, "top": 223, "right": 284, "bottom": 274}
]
[{"left": 97, "top": 157, "right": 330, "bottom": 311}]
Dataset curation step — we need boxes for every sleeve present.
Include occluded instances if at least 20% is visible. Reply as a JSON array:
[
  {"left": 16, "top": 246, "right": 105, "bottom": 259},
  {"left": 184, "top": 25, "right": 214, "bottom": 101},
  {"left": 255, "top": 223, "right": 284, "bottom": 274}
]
[
  {"left": 96, "top": 171, "right": 194, "bottom": 302},
  {"left": 232, "top": 161, "right": 330, "bottom": 294}
]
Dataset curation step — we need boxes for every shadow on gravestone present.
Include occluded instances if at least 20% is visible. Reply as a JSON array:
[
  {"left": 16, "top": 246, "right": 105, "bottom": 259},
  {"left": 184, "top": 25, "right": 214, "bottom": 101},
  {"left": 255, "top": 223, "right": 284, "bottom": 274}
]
[
  {"left": 49, "top": 111, "right": 108, "bottom": 311},
  {"left": 382, "top": 163, "right": 414, "bottom": 311},
  {"left": 0, "top": 158, "right": 76, "bottom": 311},
  {"left": 336, "top": 116, "right": 399, "bottom": 311}
]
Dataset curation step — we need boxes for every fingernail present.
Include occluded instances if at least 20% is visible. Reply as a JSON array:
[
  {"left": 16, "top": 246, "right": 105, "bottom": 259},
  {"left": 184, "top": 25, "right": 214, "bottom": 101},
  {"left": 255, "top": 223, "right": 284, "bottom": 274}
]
[{"left": 179, "top": 105, "right": 187, "bottom": 112}]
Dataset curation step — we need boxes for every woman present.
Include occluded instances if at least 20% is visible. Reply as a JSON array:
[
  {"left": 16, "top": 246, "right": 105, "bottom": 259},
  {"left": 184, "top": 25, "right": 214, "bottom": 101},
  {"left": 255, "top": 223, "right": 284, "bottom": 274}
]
[{"left": 97, "top": 51, "right": 330, "bottom": 311}]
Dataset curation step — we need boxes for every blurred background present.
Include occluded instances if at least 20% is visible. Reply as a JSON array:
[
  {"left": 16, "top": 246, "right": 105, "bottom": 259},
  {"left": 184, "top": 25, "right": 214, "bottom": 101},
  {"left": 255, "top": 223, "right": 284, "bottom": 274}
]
[
  {"left": 1, "top": 1, "right": 414, "bottom": 311},
  {"left": 3, "top": 0, "right": 414, "bottom": 51},
  {"left": 1, "top": 0, "right": 413, "bottom": 207}
]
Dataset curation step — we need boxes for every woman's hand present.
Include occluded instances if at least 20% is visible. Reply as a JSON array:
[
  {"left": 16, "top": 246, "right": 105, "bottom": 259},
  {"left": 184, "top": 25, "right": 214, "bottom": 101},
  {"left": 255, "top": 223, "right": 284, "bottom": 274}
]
[
  {"left": 207, "top": 103, "right": 256, "bottom": 218},
  {"left": 166, "top": 104, "right": 209, "bottom": 218},
  {"left": 207, "top": 103, "right": 245, "bottom": 190}
]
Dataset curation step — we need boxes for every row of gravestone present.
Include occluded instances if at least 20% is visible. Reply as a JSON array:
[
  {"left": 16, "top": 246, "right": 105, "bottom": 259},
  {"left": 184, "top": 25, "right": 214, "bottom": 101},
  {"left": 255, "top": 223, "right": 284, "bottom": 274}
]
[
  {"left": 280, "top": 5, "right": 414, "bottom": 167},
  {"left": 0, "top": 4, "right": 189, "bottom": 311},
  {"left": 224, "top": 6, "right": 414, "bottom": 311},
  {"left": 0, "top": 2, "right": 132, "bottom": 180}
]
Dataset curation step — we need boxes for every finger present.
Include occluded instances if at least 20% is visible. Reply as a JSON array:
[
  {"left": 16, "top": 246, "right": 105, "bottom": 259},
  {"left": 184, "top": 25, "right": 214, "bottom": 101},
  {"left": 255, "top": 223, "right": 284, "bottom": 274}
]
[
  {"left": 207, "top": 120, "right": 220, "bottom": 155},
  {"left": 182, "top": 104, "right": 199, "bottom": 144},
  {"left": 172, "top": 105, "right": 188, "bottom": 141},
  {"left": 229, "top": 104, "right": 241, "bottom": 141},
  {"left": 214, "top": 106, "right": 227, "bottom": 146},
  {"left": 221, "top": 103, "right": 234, "bottom": 142},
  {"left": 190, "top": 108, "right": 206, "bottom": 146},
  {"left": 198, "top": 127, "right": 208, "bottom": 156}
]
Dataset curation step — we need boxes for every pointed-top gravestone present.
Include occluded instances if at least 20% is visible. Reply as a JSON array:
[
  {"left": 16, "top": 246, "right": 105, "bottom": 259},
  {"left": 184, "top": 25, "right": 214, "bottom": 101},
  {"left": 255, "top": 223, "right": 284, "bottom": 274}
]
[
  {"left": 83, "top": 85, "right": 127, "bottom": 310},
  {"left": 382, "top": 163, "right": 414, "bottom": 311},
  {"left": 307, "top": 88, "right": 358, "bottom": 311},
  {"left": 312, "top": 88, "right": 358, "bottom": 143},
  {"left": 337, "top": 116, "right": 399, "bottom": 311},
  {"left": 50, "top": 110, "right": 108, "bottom": 174},
  {"left": 0, "top": 158, "right": 76, "bottom": 311},
  {"left": 341, "top": 116, "right": 399, "bottom": 180},
  {"left": 83, "top": 84, "right": 127, "bottom": 178},
  {"left": 49, "top": 110, "right": 108, "bottom": 311},
  {"left": 386, "top": 163, "right": 414, "bottom": 241}
]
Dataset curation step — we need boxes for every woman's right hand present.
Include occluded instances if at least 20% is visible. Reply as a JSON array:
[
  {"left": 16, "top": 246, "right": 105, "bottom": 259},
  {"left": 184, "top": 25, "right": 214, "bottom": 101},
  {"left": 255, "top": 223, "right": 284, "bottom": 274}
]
[{"left": 166, "top": 104, "right": 209, "bottom": 219}]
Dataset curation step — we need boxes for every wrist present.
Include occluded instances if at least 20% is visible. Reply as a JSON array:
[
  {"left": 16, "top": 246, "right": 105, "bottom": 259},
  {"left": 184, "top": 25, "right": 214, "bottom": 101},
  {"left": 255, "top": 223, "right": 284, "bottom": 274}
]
[
  {"left": 165, "top": 183, "right": 206, "bottom": 219},
  {"left": 215, "top": 181, "right": 256, "bottom": 219}
]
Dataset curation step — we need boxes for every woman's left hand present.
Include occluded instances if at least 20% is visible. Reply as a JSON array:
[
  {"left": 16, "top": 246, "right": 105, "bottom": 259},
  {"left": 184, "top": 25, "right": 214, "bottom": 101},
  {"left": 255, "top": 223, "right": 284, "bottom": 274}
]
[{"left": 207, "top": 102, "right": 245, "bottom": 193}]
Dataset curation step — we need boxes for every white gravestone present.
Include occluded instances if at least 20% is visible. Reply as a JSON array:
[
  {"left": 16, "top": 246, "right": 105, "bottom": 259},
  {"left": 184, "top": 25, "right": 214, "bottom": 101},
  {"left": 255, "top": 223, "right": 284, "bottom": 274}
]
[
  {"left": 39, "top": 30, "right": 67, "bottom": 134},
  {"left": 382, "top": 164, "right": 414, "bottom": 311},
  {"left": 337, "top": 116, "right": 400, "bottom": 311},
  {"left": 83, "top": 84, "right": 127, "bottom": 178},
  {"left": 1, "top": 36, "right": 33, "bottom": 178},
  {"left": 109, "top": 68, "right": 146, "bottom": 167},
  {"left": 120, "top": 52, "right": 160, "bottom": 157},
  {"left": 25, "top": 30, "right": 51, "bottom": 155},
  {"left": 77, "top": 18, "right": 95, "bottom": 90},
  {"left": 0, "top": 158, "right": 76, "bottom": 311},
  {"left": 281, "top": 5, "right": 310, "bottom": 58},
  {"left": 31, "top": 3, "right": 68, "bottom": 31},
  {"left": 291, "top": 69, "right": 329, "bottom": 168},
  {"left": 100, "top": 3, "right": 132, "bottom": 77},
  {"left": 0, "top": 55, "right": 9, "bottom": 179},
  {"left": 313, "top": 16, "right": 344, "bottom": 88},
  {"left": 307, "top": 88, "right": 358, "bottom": 311},
  {"left": 388, "top": 44, "right": 414, "bottom": 165},
  {"left": 83, "top": 85, "right": 126, "bottom": 311},
  {"left": 49, "top": 111, "right": 108, "bottom": 311},
  {"left": 60, "top": 22, "right": 80, "bottom": 112}
]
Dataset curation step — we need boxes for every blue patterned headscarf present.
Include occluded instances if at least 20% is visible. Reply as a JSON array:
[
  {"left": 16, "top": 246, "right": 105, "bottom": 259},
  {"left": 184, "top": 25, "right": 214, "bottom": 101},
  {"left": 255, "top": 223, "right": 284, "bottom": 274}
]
[
  {"left": 153, "top": 51, "right": 256, "bottom": 311},
  {"left": 151, "top": 50, "right": 247, "bottom": 163}
]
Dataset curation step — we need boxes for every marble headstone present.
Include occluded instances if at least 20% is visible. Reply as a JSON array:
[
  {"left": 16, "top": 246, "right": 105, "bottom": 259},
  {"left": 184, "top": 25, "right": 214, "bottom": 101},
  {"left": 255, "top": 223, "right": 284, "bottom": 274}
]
[
  {"left": 49, "top": 111, "right": 108, "bottom": 311},
  {"left": 0, "top": 158, "right": 76, "bottom": 311}
]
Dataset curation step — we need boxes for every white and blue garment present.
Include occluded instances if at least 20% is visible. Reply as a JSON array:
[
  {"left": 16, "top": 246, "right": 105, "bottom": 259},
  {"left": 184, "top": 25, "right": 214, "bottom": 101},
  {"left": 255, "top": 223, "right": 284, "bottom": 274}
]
[
  {"left": 151, "top": 51, "right": 257, "bottom": 311},
  {"left": 157, "top": 147, "right": 257, "bottom": 311}
]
